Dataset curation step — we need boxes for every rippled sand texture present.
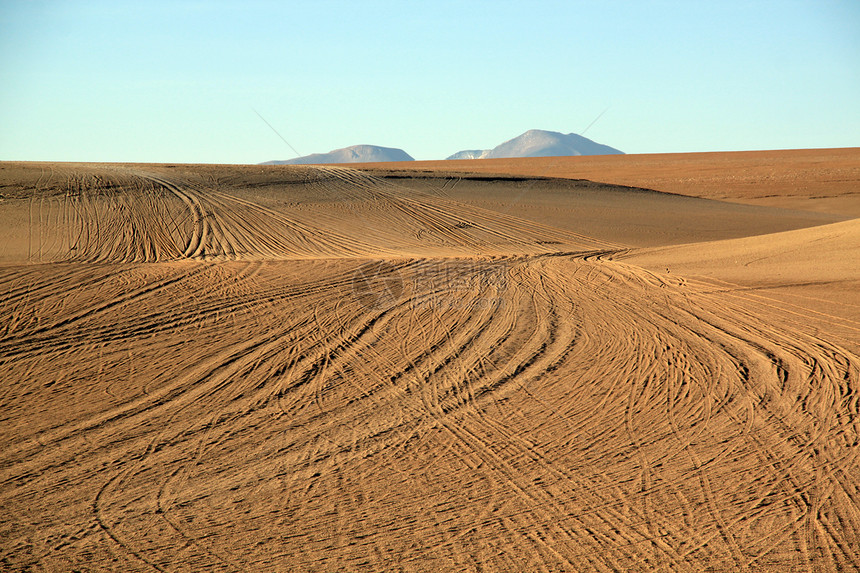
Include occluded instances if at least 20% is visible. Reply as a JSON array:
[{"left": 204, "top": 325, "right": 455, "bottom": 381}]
[{"left": 1, "top": 158, "right": 858, "bottom": 572}]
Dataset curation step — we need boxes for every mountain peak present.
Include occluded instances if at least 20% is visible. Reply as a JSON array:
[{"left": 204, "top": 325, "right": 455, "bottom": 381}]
[
  {"left": 262, "top": 144, "right": 414, "bottom": 165},
  {"left": 447, "top": 130, "right": 622, "bottom": 160},
  {"left": 475, "top": 130, "right": 620, "bottom": 160}
]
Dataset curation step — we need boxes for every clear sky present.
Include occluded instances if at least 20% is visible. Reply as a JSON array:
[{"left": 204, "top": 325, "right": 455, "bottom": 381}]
[{"left": 1, "top": 0, "right": 858, "bottom": 163}]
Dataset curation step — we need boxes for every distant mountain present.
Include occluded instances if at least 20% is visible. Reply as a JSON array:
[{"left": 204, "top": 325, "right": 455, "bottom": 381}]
[
  {"left": 447, "top": 129, "right": 623, "bottom": 160},
  {"left": 263, "top": 144, "right": 414, "bottom": 165},
  {"left": 446, "top": 149, "right": 491, "bottom": 160},
  {"left": 261, "top": 130, "right": 622, "bottom": 164}
]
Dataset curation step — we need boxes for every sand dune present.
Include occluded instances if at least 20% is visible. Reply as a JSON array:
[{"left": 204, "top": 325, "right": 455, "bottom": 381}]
[
  {"left": 622, "top": 218, "right": 860, "bottom": 352},
  {"left": 359, "top": 147, "right": 860, "bottom": 216},
  {"left": 1, "top": 157, "right": 858, "bottom": 571}
]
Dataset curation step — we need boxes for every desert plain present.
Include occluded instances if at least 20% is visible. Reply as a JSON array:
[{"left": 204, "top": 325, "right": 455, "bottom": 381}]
[{"left": 1, "top": 148, "right": 859, "bottom": 571}]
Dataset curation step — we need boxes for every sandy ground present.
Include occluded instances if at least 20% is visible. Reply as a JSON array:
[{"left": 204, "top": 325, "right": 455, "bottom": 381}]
[
  {"left": 1, "top": 155, "right": 858, "bottom": 571},
  {"left": 359, "top": 147, "right": 860, "bottom": 216}
]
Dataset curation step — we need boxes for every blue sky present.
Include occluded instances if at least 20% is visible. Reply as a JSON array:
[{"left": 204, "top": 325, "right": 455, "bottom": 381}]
[{"left": 1, "top": 0, "right": 858, "bottom": 163}]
